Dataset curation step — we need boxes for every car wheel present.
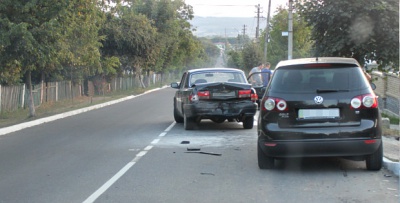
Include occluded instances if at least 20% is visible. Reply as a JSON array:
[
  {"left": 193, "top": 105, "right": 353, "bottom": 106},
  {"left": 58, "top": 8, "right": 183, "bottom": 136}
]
[
  {"left": 365, "top": 142, "right": 383, "bottom": 171},
  {"left": 242, "top": 116, "right": 254, "bottom": 129},
  {"left": 258, "top": 143, "right": 274, "bottom": 169},
  {"left": 210, "top": 118, "right": 225, "bottom": 123},
  {"left": 173, "top": 106, "right": 184, "bottom": 123},
  {"left": 184, "top": 112, "right": 196, "bottom": 130}
]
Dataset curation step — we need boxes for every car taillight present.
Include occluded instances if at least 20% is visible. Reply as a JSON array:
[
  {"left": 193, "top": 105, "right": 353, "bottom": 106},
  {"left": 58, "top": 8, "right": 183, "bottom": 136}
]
[
  {"left": 189, "top": 91, "right": 210, "bottom": 102},
  {"left": 251, "top": 93, "right": 258, "bottom": 102},
  {"left": 263, "top": 97, "right": 288, "bottom": 111},
  {"left": 238, "top": 90, "right": 258, "bottom": 102},
  {"left": 197, "top": 91, "right": 210, "bottom": 99},
  {"left": 350, "top": 93, "right": 378, "bottom": 109},
  {"left": 238, "top": 90, "right": 251, "bottom": 98}
]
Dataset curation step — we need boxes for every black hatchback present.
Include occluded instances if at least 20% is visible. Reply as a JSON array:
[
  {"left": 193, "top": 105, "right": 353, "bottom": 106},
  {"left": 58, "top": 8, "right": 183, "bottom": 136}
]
[{"left": 257, "top": 57, "right": 383, "bottom": 171}]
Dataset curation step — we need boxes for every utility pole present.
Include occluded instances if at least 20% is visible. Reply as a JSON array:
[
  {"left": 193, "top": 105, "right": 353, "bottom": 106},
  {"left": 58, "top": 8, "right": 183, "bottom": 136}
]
[
  {"left": 288, "top": 0, "right": 293, "bottom": 59},
  {"left": 255, "top": 4, "right": 261, "bottom": 39},
  {"left": 263, "top": 0, "right": 271, "bottom": 62}
]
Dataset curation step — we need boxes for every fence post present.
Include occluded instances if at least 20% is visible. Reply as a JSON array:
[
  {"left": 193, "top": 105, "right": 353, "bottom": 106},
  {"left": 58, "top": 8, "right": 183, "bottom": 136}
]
[
  {"left": 40, "top": 80, "right": 44, "bottom": 104},
  {"left": 21, "top": 84, "right": 26, "bottom": 108},
  {"left": 0, "top": 84, "right": 2, "bottom": 112},
  {"left": 56, "top": 82, "right": 58, "bottom": 102}
]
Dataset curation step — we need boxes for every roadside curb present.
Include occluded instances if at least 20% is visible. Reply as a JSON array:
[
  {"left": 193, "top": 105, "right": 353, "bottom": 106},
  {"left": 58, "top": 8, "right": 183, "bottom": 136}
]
[
  {"left": 383, "top": 157, "right": 399, "bottom": 176},
  {"left": 0, "top": 87, "right": 165, "bottom": 136}
]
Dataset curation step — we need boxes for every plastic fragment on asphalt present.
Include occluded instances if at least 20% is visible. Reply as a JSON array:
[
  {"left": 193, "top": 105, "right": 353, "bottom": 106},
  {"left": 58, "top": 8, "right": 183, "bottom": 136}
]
[
  {"left": 185, "top": 151, "right": 222, "bottom": 156},
  {"left": 187, "top": 148, "right": 201, "bottom": 151},
  {"left": 200, "top": 173, "right": 215, "bottom": 176}
]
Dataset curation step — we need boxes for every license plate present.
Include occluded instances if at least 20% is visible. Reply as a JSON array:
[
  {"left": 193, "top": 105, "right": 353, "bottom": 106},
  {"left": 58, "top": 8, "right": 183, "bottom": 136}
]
[
  {"left": 212, "top": 91, "right": 235, "bottom": 97},
  {"left": 298, "top": 108, "right": 340, "bottom": 119}
]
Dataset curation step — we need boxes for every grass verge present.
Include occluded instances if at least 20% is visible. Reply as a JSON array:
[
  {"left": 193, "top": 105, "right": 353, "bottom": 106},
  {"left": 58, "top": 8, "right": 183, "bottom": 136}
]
[{"left": 0, "top": 85, "right": 158, "bottom": 128}]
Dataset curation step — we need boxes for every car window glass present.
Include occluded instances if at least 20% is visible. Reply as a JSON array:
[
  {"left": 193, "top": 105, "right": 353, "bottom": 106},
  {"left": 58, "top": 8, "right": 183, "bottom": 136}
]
[
  {"left": 180, "top": 72, "right": 188, "bottom": 88},
  {"left": 269, "top": 66, "right": 369, "bottom": 93},
  {"left": 189, "top": 71, "right": 246, "bottom": 86}
]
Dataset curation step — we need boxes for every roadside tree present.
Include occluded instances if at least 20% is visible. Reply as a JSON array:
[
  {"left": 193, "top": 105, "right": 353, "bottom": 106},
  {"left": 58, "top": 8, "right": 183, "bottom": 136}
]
[{"left": 294, "top": 0, "right": 399, "bottom": 69}]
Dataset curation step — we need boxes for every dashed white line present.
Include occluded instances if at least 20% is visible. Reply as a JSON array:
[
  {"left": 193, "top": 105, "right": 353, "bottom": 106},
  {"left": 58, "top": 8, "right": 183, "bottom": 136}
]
[
  {"left": 82, "top": 162, "right": 136, "bottom": 203},
  {"left": 136, "top": 151, "right": 148, "bottom": 157},
  {"left": 144, "top": 145, "right": 153, "bottom": 151},
  {"left": 151, "top": 139, "right": 160, "bottom": 144},
  {"left": 82, "top": 122, "right": 176, "bottom": 203}
]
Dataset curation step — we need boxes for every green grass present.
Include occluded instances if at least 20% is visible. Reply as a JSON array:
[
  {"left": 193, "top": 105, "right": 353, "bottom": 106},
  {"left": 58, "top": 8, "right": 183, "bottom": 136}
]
[
  {"left": 381, "top": 113, "right": 400, "bottom": 125},
  {"left": 0, "top": 83, "right": 167, "bottom": 128}
]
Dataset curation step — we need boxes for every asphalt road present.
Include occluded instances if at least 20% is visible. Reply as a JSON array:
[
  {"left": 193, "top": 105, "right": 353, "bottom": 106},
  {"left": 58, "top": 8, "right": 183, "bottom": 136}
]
[{"left": 0, "top": 88, "right": 398, "bottom": 203}]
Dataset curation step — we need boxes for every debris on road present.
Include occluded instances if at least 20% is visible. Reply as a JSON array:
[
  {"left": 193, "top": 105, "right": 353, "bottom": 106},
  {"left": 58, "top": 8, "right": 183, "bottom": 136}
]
[
  {"left": 185, "top": 151, "right": 222, "bottom": 156},
  {"left": 187, "top": 147, "right": 201, "bottom": 151},
  {"left": 200, "top": 172, "right": 215, "bottom": 176}
]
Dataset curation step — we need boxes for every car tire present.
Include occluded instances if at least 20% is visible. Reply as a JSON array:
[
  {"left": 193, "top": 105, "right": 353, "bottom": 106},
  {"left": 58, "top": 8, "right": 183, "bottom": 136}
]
[
  {"left": 184, "top": 112, "right": 196, "bottom": 130},
  {"left": 242, "top": 116, "right": 254, "bottom": 129},
  {"left": 258, "top": 143, "right": 274, "bottom": 169},
  {"left": 365, "top": 142, "right": 383, "bottom": 171},
  {"left": 173, "top": 106, "right": 184, "bottom": 123},
  {"left": 211, "top": 118, "right": 225, "bottom": 123}
]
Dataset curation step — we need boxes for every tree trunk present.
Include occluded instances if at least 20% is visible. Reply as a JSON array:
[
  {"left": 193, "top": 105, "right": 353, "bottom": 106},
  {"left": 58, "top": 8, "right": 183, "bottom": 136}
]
[
  {"left": 139, "top": 74, "right": 146, "bottom": 88},
  {"left": 26, "top": 71, "right": 36, "bottom": 117}
]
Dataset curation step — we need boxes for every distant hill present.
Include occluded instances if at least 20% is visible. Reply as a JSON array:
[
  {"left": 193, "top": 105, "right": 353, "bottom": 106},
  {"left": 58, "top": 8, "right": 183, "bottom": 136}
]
[{"left": 189, "top": 16, "right": 267, "bottom": 38}]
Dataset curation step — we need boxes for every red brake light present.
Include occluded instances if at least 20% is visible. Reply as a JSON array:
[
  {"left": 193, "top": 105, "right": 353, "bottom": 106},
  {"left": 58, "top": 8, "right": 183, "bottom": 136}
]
[
  {"left": 251, "top": 93, "right": 258, "bottom": 102},
  {"left": 189, "top": 91, "right": 210, "bottom": 102},
  {"left": 364, "top": 140, "right": 377, "bottom": 144},
  {"left": 197, "top": 91, "right": 210, "bottom": 99},
  {"left": 238, "top": 90, "right": 251, "bottom": 98}
]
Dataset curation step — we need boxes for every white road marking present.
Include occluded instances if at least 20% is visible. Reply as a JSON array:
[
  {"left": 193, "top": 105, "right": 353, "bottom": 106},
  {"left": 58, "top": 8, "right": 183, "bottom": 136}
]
[
  {"left": 82, "top": 162, "right": 136, "bottom": 203},
  {"left": 144, "top": 145, "right": 153, "bottom": 151},
  {"left": 82, "top": 122, "right": 175, "bottom": 203},
  {"left": 136, "top": 151, "right": 147, "bottom": 157},
  {"left": 151, "top": 139, "right": 160, "bottom": 144},
  {"left": 165, "top": 122, "right": 176, "bottom": 132}
]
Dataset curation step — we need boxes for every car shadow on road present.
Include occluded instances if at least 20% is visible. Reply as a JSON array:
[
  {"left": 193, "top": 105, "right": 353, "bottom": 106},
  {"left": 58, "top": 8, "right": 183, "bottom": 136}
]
[
  {"left": 269, "top": 157, "right": 371, "bottom": 174},
  {"left": 175, "top": 120, "right": 254, "bottom": 131}
]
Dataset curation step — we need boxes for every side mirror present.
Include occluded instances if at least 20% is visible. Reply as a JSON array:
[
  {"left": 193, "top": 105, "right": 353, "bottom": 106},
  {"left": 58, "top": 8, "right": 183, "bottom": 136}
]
[
  {"left": 170, "top": 82, "right": 180, "bottom": 89},
  {"left": 370, "top": 82, "right": 376, "bottom": 90}
]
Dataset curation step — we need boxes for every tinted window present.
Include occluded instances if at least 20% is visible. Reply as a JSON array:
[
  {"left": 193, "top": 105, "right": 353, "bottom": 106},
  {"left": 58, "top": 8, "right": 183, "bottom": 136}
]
[{"left": 269, "top": 66, "right": 369, "bottom": 93}]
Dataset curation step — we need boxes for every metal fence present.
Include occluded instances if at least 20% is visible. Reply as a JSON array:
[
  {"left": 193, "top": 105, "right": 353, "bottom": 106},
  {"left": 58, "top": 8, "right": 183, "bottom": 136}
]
[
  {"left": 372, "top": 72, "right": 400, "bottom": 117},
  {"left": 0, "top": 73, "right": 178, "bottom": 113}
]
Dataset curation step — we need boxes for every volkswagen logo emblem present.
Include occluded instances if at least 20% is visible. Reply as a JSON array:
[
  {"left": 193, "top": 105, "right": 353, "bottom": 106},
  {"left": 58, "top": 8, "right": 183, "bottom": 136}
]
[{"left": 314, "top": 96, "right": 324, "bottom": 104}]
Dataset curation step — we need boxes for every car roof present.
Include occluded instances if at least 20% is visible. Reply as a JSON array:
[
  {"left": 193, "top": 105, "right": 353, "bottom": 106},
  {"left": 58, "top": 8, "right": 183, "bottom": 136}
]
[
  {"left": 276, "top": 57, "right": 361, "bottom": 68},
  {"left": 187, "top": 67, "right": 244, "bottom": 74}
]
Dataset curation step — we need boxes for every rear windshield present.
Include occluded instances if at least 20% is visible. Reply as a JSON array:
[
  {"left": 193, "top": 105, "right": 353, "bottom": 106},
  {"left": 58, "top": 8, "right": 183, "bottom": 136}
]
[
  {"left": 189, "top": 71, "right": 247, "bottom": 86},
  {"left": 269, "top": 65, "right": 369, "bottom": 93}
]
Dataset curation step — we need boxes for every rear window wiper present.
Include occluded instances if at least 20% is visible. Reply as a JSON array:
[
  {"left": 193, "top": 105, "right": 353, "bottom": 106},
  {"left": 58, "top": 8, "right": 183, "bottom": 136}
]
[{"left": 316, "top": 89, "right": 349, "bottom": 93}]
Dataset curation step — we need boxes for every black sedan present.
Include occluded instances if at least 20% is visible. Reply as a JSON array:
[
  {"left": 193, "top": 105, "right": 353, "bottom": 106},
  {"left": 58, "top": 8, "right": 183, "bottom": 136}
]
[{"left": 171, "top": 68, "right": 258, "bottom": 130}]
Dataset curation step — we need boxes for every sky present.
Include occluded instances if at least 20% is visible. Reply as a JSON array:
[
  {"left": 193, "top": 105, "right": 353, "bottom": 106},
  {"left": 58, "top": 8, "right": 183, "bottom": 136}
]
[{"left": 184, "top": 0, "right": 289, "bottom": 17}]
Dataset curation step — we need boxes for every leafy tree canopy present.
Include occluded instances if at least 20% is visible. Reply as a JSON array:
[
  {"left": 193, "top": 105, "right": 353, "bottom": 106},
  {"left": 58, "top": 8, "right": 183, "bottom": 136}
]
[{"left": 294, "top": 0, "right": 399, "bottom": 68}]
